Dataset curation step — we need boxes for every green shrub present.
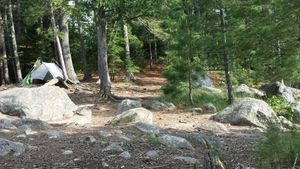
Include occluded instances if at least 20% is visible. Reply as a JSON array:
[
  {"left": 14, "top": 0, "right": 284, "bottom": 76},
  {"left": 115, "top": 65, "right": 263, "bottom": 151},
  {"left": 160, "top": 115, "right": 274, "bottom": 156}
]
[
  {"left": 146, "top": 135, "right": 160, "bottom": 146},
  {"left": 161, "top": 87, "right": 227, "bottom": 111},
  {"left": 267, "top": 96, "right": 294, "bottom": 122},
  {"left": 254, "top": 125, "right": 300, "bottom": 168}
]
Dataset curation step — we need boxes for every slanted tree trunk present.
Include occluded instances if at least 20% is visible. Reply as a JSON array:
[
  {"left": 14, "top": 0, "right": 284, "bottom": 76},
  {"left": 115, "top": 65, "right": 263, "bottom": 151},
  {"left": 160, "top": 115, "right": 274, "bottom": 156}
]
[
  {"left": 0, "top": 13, "right": 10, "bottom": 84},
  {"left": 123, "top": 22, "right": 135, "bottom": 82},
  {"left": 49, "top": 2, "right": 68, "bottom": 82},
  {"left": 97, "top": 7, "right": 112, "bottom": 99},
  {"left": 8, "top": 0, "right": 22, "bottom": 83},
  {"left": 78, "top": 21, "right": 91, "bottom": 81},
  {"left": 60, "top": 12, "right": 79, "bottom": 83},
  {"left": 220, "top": 8, "right": 233, "bottom": 105}
]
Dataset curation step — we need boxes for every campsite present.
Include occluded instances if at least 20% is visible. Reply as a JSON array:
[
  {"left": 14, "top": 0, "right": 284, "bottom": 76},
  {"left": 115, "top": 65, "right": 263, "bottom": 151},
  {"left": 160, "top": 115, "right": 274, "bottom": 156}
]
[{"left": 1, "top": 0, "right": 300, "bottom": 168}]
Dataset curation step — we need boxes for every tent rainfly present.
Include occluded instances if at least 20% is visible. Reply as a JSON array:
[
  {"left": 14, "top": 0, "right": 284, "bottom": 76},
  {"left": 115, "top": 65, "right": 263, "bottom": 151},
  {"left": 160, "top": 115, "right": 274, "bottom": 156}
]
[{"left": 22, "top": 61, "right": 64, "bottom": 86}]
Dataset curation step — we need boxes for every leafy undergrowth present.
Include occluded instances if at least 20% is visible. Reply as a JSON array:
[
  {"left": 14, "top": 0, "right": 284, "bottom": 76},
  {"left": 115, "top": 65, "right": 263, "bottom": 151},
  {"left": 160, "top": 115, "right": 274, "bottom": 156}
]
[
  {"left": 161, "top": 87, "right": 228, "bottom": 111},
  {"left": 254, "top": 125, "right": 300, "bottom": 168}
]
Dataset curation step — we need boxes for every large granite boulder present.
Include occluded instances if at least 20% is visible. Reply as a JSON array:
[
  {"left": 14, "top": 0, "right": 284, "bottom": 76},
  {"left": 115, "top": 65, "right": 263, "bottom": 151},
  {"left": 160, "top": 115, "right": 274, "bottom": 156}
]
[
  {"left": 112, "top": 108, "right": 153, "bottom": 125},
  {"left": 212, "top": 98, "right": 279, "bottom": 128},
  {"left": 0, "top": 86, "right": 76, "bottom": 122}
]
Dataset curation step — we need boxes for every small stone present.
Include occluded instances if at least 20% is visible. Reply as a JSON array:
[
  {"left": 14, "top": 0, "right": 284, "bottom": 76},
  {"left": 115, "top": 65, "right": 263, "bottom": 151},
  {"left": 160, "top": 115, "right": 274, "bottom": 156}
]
[
  {"left": 62, "top": 150, "right": 73, "bottom": 155},
  {"left": 18, "top": 125, "right": 38, "bottom": 135},
  {"left": 46, "top": 130, "right": 66, "bottom": 139},
  {"left": 146, "top": 150, "right": 159, "bottom": 159},
  {"left": 98, "top": 130, "right": 112, "bottom": 137},
  {"left": 202, "top": 103, "right": 217, "bottom": 114},
  {"left": 174, "top": 156, "right": 199, "bottom": 165},
  {"left": 81, "top": 136, "right": 96, "bottom": 145},
  {"left": 134, "top": 123, "right": 160, "bottom": 134},
  {"left": 16, "top": 134, "right": 26, "bottom": 138},
  {"left": 0, "top": 138, "right": 25, "bottom": 156},
  {"left": 119, "top": 151, "right": 131, "bottom": 159},
  {"left": 158, "top": 134, "right": 194, "bottom": 150},
  {"left": 102, "top": 142, "right": 123, "bottom": 153},
  {"left": 102, "top": 162, "right": 109, "bottom": 168}
]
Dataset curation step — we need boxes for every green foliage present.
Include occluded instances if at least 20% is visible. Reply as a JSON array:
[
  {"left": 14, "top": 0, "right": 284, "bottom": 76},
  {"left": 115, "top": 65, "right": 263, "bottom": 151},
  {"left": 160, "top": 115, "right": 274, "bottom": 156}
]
[
  {"left": 254, "top": 125, "right": 300, "bottom": 168},
  {"left": 267, "top": 96, "right": 294, "bottom": 122},
  {"left": 162, "top": 87, "right": 227, "bottom": 111},
  {"left": 146, "top": 135, "right": 160, "bottom": 146}
]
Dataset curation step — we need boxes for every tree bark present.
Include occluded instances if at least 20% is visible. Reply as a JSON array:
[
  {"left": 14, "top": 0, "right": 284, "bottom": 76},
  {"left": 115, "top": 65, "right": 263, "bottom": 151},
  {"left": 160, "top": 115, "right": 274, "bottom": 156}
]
[
  {"left": 50, "top": 2, "right": 68, "bottom": 82},
  {"left": 154, "top": 36, "right": 158, "bottom": 64},
  {"left": 0, "top": 13, "right": 10, "bottom": 84},
  {"left": 60, "top": 12, "right": 79, "bottom": 83},
  {"left": 149, "top": 39, "right": 153, "bottom": 69},
  {"left": 78, "top": 21, "right": 91, "bottom": 81},
  {"left": 220, "top": 8, "right": 233, "bottom": 105},
  {"left": 97, "top": 7, "right": 111, "bottom": 98},
  {"left": 16, "top": 0, "right": 21, "bottom": 44},
  {"left": 8, "top": 0, "right": 22, "bottom": 83},
  {"left": 123, "top": 22, "right": 134, "bottom": 82}
]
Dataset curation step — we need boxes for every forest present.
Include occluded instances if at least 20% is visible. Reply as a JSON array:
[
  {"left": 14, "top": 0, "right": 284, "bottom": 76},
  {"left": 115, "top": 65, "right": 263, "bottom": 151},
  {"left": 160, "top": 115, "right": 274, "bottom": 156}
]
[{"left": 0, "top": 0, "right": 300, "bottom": 168}]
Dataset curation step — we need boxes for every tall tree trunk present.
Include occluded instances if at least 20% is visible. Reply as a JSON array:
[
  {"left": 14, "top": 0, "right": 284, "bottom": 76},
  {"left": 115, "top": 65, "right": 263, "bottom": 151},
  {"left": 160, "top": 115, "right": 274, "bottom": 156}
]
[
  {"left": 149, "top": 39, "right": 153, "bottom": 69},
  {"left": 194, "top": 0, "right": 201, "bottom": 17},
  {"left": 123, "top": 22, "right": 134, "bottom": 82},
  {"left": 9, "top": 0, "right": 22, "bottom": 82},
  {"left": 97, "top": 7, "right": 111, "bottom": 98},
  {"left": 220, "top": 8, "right": 233, "bottom": 104},
  {"left": 16, "top": 0, "right": 21, "bottom": 44},
  {"left": 154, "top": 36, "right": 158, "bottom": 64},
  {"left": 0, "top": 13, "right": 10, "bottom": 84},
  {"left": 4, "top": 9, "right": 17, "bottom": 81},
  {"left": 50, "top": 2, "right": 68, "bottom": 82},
  {"left": 60, "top": 12, "right": 79, "bottom": 83},
  {"left": 78, "top": 21, "right": 91, "bottom": 81}
]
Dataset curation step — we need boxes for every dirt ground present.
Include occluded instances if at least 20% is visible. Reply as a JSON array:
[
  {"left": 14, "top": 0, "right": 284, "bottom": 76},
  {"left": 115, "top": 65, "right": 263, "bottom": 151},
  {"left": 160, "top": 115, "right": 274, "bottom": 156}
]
[{"left": 0, "top": 70, "right": 261, "bottom": 169}]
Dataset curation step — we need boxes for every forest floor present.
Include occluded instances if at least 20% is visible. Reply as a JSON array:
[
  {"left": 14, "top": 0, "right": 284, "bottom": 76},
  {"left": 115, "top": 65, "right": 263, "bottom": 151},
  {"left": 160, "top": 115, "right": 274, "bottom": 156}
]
[{"left": 0, "top": 69, "right": 262, "bottom": 169}]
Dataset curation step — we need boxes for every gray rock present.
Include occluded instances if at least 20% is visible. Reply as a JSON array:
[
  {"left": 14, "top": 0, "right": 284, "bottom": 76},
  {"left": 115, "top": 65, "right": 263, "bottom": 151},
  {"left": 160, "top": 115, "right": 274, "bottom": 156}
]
[
  {"left": 185, "top": 108, "right": 203, "bottom": 113},
  {"left": 278, "top": 116, "right": 293, "bottom": 129},
  {"left": 119, "top": 151, "right": 131, "bottom": 159},
  {"left": 112, "top": 108, "right": 153, "bottom": 125},
  {"left": 134, "top": 123, "right": 160, "bottom": 134},
  {"left": 67, "top": 106, "right": 92, "bottom": 126},
  {"left": 46, "top": 130, "right": 66, "bottom": 139},
  {"left": 18, "top": 125, "right": 38, "bottom": 135},
  {"left": 0, "top": 138, "right": 25, "bottom": 156},
  {"left": 212, "top": 98, "right": 279, "bottom": 128},
  {"left": 202, "top": 86, "right": 222, "bottom": 93},
  {"left": 202, "top": 103, "right": 217, "bottom": 114},
  {"left": 102, "top": 162, "right": 109, "bottom": 168},
  {"left": 234, "top": 84, "right": 265, "bottom": 97},
  {"left": 0, "top": 86, "right": 76, "bottom": 122},
  {"left": 197, "top": 123, "right": 229, "bottom": 134},
  {"left": 118, "top": 99, "right": 142, "bottom": 112},
  {"left": 102, "top": 142, "right": 123, "bottom": 153},
  {"left": 98, "top": 130, "right": 112, "bottom": 137},
  {"left": 292, "top": 103, "right": 300, "bottom": 123},
  {"left": 81, "top": 136, "right": 96, "bottom": 145},
  {"left": 174, "top": 156, "right": 199, "bottom": 165},
  {"left": 146, "top": 150, "right": 159, "bottom": 159},
  {"left": 0, "top": 120, "right": 17, "bottom": 129},
  {"left": 158, "top": 134, "right": 194, "bottom": 150},
  {"left": 12, "top": 119, "right": 52, "bottom": 130},
  {"left": 62, "top": 150, "right": 73, "bottom": 155},
  {"left": 150, "top": 100, "right": 176, "bottom": 111},
  {"left": 192, "top": 74, "right": 213, "bottom": 88}
]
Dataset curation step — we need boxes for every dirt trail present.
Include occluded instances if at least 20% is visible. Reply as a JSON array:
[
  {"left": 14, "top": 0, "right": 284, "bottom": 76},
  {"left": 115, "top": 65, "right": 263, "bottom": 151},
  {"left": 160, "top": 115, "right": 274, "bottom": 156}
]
[{"left": 0, "top": 70, "right": 259, "bottom": 169}]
